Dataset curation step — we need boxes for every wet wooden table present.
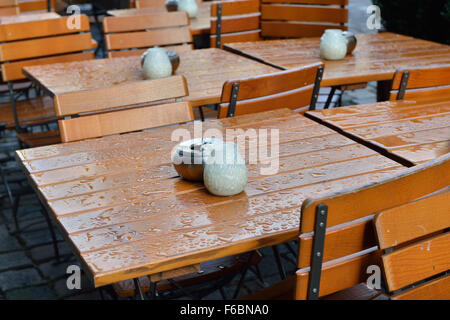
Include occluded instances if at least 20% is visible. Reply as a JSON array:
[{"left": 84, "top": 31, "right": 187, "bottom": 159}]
[
  {"left": 16, "top": 108, "right": 406, "bottom": 287},
  {"left": 107, "top": 1, "right": 212, "bottom": 36},
  {"left": 22, "top": 48, "right": 279, "bottom": 107},
  {"left": 224, "top": 33, "right": 450, "bottom": 87},
  {"left": 306, "top": 99, "right": 450, "bottom": 166}
]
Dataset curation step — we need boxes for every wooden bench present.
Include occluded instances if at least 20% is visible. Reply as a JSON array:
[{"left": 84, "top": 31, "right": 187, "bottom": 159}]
[
  {"left": 390, "top": 64, "right": 450, "bottom": 101},
  {"left": 102, "top": 11, "right": 193, "bottom": 58},
  {"left": 0, "top": 15, "right": 96, "bottom": 139},
  {"left": 260, "top": 0, "right": 348, "bottom": 39},
  {"left": 374, "top": 188, "right": 450, "bottom": 299},
  {"left": 210, "top": 0, "right": 261, "bottom": 49},
  {"left": 218, "top": 62, "right": 323, "bottom": 118}
]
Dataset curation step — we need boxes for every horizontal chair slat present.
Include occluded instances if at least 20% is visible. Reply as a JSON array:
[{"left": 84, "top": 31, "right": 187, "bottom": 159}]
[
  {"left": 210, "top": 30, "right": 260, "bottom": 48},
  {"left": 0, "top": 0, "right": 18, "bottom": 7},
  {"left": 391, "top": 274, "right": 450, "bottom": 300},
  {"left": 0, "top": 15, "right": 90, "bottom": 42},
  {"left": 382, "top": 232, "right": 450, "bottom": 292},
  {"left": 103, "top": 12, "right": 189, "bottom": 33},
  {"left": 0, "top": 6, "right": 18, "bottom": 15},
  {"left": 261, "top": 21, "right": 346, "bottom": 38},
  {"left": 221, "top": 63, "right": 321, "bottom": 101},
  {"left": 296, "top": 248, "right": 380, "bottom": 299},
  {"left": 105, "top": 28, "right": 192, "bottom": 50},
  {"left": 375, "top": 190, "right": 450, "bottom": 249},
  {"left": 0, "top": 33, "right": 94, "bottom": 62},
  {"left": 59, "top": 101, "right": 193, "bottom": 142},
  {"left": 211, "top": 13, "right": 261, "bottom": 34},
  {"left": 392, "top": 65, "right": 450, "bottom": 90},
  {"left": 261, "top": 4, "right": 348, "bottom": 23},
  {"left": 298, "top": 215, "right": 376, "bottom": 269},
  {"left": 219, "top": 85, "right": 314, "bottom": 117},
  {"left": 2, "top": 52, "right": 94, "bottom": 82},
  {"left": 54, "top": 75, "right": 188, "bottom": 116},
  {"left": 211, "top": 0, "right": 260, "bottom": 17}
]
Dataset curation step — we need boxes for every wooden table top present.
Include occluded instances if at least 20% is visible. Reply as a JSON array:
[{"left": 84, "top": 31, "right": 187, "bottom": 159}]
[
  {"left": 107, "top": 2, "right": 212, "bottom": 36},
  {"left": 306, "top": 99, "right": 450, "bottom": 166},
  {"left": 22, "top": 48, "right": 279, "bottom": 107},
  {"left": 16, "top": 108, "right": 406, "bottom": 287},
  {"left": 0, "top": 12, "right": 60, "bottom": 24},
  {"left": 224, "top": 32, "right": 450, "bottom": 87}
]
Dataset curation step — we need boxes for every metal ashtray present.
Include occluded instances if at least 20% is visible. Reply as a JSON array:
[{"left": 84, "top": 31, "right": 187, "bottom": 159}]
[
  {"left": 172, "top": 138, "right": 219, "bottom": 181},
  {"left": 342, "top": 31, "right": 357, "bottom": 55}
]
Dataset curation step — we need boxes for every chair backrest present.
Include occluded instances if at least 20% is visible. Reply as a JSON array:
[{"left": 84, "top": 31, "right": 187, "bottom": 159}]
[
  {"left": 390, "top": 64, "right": 450, "bottom": 101},
  {"left": 295, "top": 153, "right": 450, "bottom": 300},
  {"left": 102, "top": 11, "right": 193, "bottom": 58},
  {"left": 55, "top": 75, "right": 193, "bottom": 142},
  {"left": 261, "top": 0, "right": 348, "bottom": 39},
  {"left": 18, "top": 0, "right": 54, "bottom": 12},
  {"left": 135, "top": 0, "right": 165, "bottom": 9},
  {"left": 210, "top": 0, "right": 261, "bottom": 49},
  {"left": 218, "top": 62, "right": 323, "bottom": 118},
  {"left": 0, "top": 0, "right": 19, "bottom": 15},
  {"left": 0, "top": 14, "right": 95, "bottom": 82},
  {"left": 374, "top": 189, "right": 450, "bottom": 300}
]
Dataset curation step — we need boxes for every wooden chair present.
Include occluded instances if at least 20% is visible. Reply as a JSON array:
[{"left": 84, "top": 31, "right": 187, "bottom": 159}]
[
  {"left": 0, "top": 0, "right": 20, "bottom": 15},
  {"left": 241, "top": 154, "right": 450, "bottom": 300},
  {"left": 260, "top": 0, "right": 348, "bottom": 39},
  {"left": 389, "top": 64, "right": 450, "bottom": 101},
  {"left": 135, "top": 0, "right": 165, "bottom": 9},
  {"left": 374, "top": 189, "right": 450, "bottom": 300},
  {"left": 217, "top": 62, "right": 324, "bottom": 118},
  {"left": 17, "top": 75, "right": 192, "bottom": 145},
  {"left": 55, "top": 75, "right": 193, "bottom": 142},
  {"left": 0, "top": 15, "right": 96, "bottom": 142},
  {"left": 210, "top": 0, "right": 261, "bottom": 49},
  {"left": 102, "top": 11, "right": 193, "bottom": 58},
  {"left": 18, "top": 0, "right": 54, "bottom": 12}
]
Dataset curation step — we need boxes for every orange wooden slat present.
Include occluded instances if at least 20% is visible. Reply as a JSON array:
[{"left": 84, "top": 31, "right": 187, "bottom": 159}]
[
  {"left": 102, "top": 12, "right": 189, "bottom": 33},
  {"left": 261, "top": 4, "right": 348, "bottom": 23},
  {"left": 54, "top": 75, "right": 189, "bottom": 116},
  {"left": 382, "top": 232, "right": 450, "bottom": 291},
  {"left": 105, "top": 27, "right": 192, "bottom": 50},
  {"left": 59, "top": 101, "right": 194, "bottom": 142},
  {"left": 0, "top": 33, "right": 94, "bottom": 62},
  {"left": 0, "top": 15, "right": 90, "bottom": 42}
]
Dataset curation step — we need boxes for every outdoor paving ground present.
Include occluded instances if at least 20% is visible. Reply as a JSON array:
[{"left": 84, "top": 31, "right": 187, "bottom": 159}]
[{"left": 0, "top": 0, "right": 378, "bottom": 300}]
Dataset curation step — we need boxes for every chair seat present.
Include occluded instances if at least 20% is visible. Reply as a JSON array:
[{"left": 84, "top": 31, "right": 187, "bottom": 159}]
[
  {"left": 0, "top": 96, "right": 56, "bottom": 130},
  {"left": 239, "top": 277, "right": 387, "bottom": 300},
  {"left": 112, "top": 251, "right": 263, "bottom": 298},
  {"left": 17, "top": 130, "right": 61, "bottom": 148}
]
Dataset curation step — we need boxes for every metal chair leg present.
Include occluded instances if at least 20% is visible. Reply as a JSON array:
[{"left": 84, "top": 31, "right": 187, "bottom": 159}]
[
  {"left": 324, "top": 86, "right": 337, "bottom": 109},
  {"left": 198, "top": 106, "right": 205, "bottom": 121},
  {"left": 272, "top": 245, "right": 286, "bottom": 281},
  {"left": 40, "top": 205, "right": 60, "bottom": 262},
  {"left": 232, "top": 251, "right": 255, "bottom": 299},
  {"left": 133, "top": 278, "right": 145, "bottom": 300}
]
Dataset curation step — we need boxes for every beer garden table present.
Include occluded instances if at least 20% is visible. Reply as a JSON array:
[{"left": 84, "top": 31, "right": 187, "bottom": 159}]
[
  {"left": 224, "top": 33, "right": 450, "bottom": 101},
  {"left": 306, "top": 98, "right": 450, "bottom": 167},
  {"left": 15, "top": 108, "right": 407, "bottom": 287}
]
